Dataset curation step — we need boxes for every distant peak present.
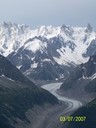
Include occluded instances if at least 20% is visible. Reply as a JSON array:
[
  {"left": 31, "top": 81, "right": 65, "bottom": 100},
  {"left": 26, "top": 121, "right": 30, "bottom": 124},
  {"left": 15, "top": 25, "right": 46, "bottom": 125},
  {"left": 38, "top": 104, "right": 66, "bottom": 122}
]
[
  {"left": 61, "top": 24, "right": 74, "bottom": 36},
  {"left": 61, "top": 24, "right": 67, "bottom": 30},
  {"left": 86, "top": 23, "right": 92, "bottom": 32},
  {"left": 61, "top": 24, "right": 73, "bottom": 30},
  {"left": 1, "top": 21, "right": 14, "bottom": 25},
  {"left": 0, "top": 21, "right": 30, "bottom": 28}
]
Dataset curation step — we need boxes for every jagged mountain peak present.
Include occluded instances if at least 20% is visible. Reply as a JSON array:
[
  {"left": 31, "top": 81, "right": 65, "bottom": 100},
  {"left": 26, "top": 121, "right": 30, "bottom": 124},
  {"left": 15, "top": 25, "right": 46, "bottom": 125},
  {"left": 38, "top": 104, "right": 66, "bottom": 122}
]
[
  {"left": 86, "top": 23, "right": 93, "bottom": 33},
  {"left": 0, "top": 21, "right": 30, "bottom": 28}
]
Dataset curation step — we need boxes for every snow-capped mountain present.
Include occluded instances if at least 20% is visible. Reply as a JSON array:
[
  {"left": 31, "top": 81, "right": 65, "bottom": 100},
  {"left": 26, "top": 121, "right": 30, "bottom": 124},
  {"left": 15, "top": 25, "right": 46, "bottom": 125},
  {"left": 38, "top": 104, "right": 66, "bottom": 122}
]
[
  {"left": 0, "top": 22, "right": 96, "bottom": 80},
  {"left": 0, "top": 22, "right": 61, "bottom": 56}
]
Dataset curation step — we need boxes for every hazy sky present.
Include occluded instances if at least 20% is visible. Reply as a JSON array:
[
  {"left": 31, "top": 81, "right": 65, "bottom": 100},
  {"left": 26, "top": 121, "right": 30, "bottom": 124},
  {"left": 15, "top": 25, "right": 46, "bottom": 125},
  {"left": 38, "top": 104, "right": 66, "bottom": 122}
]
[{"left": 0, "top": 0, "right": 96, "bottom": 28}]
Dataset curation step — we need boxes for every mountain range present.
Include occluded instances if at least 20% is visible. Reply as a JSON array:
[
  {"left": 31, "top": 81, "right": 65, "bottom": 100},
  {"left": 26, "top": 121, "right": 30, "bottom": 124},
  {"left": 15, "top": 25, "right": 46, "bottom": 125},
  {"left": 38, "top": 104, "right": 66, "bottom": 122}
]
[{"left": 0, "top": 22, "right": 96, "bottom": 80}]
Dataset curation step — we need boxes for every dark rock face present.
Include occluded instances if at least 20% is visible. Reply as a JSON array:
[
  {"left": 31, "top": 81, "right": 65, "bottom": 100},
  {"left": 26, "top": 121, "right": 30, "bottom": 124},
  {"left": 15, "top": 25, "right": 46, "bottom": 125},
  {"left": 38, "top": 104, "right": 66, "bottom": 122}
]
[
  {"left": 0, "top": 54, "right": 58, "bottom": 128},
  {"left": 62, "top": 98, "right": 96, "bottom": 128},
  {"left": 84, "top": 39, "right": 96, "bottom": 57},
  {"left": 0, "top": 54, "right": 30, "bottom": 83},
  {"left": 86, "top": 23, "right": 93, "bottom": 33},
  {"left": 83, "top": 54, "right": 96, "bottom": 77}
]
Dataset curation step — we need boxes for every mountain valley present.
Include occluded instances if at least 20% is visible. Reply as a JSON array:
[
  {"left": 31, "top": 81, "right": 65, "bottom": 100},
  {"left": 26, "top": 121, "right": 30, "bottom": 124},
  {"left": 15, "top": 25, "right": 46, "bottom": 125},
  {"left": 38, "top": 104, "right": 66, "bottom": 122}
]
[{"left": 0, "top": 22, "right": 96, "bottom": 128}]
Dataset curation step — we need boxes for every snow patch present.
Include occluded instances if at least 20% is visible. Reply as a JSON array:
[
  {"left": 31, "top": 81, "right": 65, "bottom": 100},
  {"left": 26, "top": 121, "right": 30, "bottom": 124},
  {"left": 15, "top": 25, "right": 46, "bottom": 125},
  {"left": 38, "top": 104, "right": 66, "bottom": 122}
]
[
  {"left": 60, "top": 74, "right": 64, "bottom": 79},
  {"left": 24, "top": 39, "right": 47, "bottom": 53},
  {"left": 17, "top": 65, "right": 22, "bottom": 69},
  {"left": 83, "top": 73, "right": 96, "bottom": 80},
  {"left": 31, "top": 62, "right": 38, "bottom": 68},
  {"left": 0, "top": 74, "right": 15, "bottom": 82},
  {"left": 25, "top": 39, "right": 41, "bottom": 53},
  {"left": 43, "top": 59, "right": 51, "bottom": 62}
]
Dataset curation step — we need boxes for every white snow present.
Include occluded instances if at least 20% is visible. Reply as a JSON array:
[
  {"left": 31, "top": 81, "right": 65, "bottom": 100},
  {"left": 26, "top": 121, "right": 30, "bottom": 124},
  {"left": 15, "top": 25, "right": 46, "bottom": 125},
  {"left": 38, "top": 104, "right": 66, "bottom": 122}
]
[
  {"left": 17, "top": 65, "right": 22, "bottom": 69},
  {"left": 1, "top": 74, "right": 14, "bottom": 82},
  {"left": 25, "top": 39, "right": 41, "bottom": 53},
  {"left": 53, "top": 26, "right": 95, "bottom": 65},
  {"left": 90, "top": 73, "right": 96, "bottom": 80},
  {"left": 1, "top": 74, "right": 5, "bottom": 77},
  {"left": 24, "top": 39, "right": 47, "bottom": 53},
  {"left": 55, "top": 78, "right": 58, "bottom": 81},
  {"left": 43, "top": 59, "right": 51, "bottom": 62},
  {"left": 0, "top": 22, "right": 96, "bottom": 67},
  {"left": 60, "top": 74, "right": 64, "bottom": 78},
  {"left": 31, "top": 62, "right": 38, "bottom": 68},
  {"left": 31, "top": 57, "right": 35, "bottom": 61},
  {"left": 36, "top": 25, "right": 60, "bottom": 38},
  {"left": 83, "top": 73, "right": 96, "bottom": 80}
]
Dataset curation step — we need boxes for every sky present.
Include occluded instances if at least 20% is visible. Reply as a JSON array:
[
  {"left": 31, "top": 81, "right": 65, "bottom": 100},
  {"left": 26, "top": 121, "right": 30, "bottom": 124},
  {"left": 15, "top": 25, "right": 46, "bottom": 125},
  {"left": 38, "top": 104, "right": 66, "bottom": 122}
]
[{"left": 0, "top": 0, "right": 96, "bottom": 29}]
